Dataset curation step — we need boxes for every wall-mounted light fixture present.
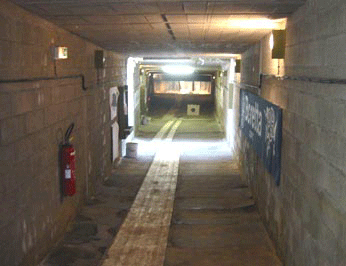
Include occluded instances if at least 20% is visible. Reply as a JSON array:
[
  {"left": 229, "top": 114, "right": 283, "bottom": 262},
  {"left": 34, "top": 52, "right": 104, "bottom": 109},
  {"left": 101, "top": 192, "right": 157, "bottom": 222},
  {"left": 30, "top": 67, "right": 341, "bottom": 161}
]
[
  {"left": 52, "top": 46, "right": 68, "bottom": 60},
  {"left": 271, "top": 30, "right": 286, "bottom": 59},
  {"left": 51, "top": 46, "right": 68, "bottom": 76}
]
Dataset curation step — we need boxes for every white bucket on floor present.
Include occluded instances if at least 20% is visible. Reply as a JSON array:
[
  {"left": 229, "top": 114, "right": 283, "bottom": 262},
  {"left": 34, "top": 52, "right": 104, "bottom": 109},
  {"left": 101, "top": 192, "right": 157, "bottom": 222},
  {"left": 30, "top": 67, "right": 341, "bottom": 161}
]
[{"left": 126, "top": 142, "right": 138, "bottom": 158}]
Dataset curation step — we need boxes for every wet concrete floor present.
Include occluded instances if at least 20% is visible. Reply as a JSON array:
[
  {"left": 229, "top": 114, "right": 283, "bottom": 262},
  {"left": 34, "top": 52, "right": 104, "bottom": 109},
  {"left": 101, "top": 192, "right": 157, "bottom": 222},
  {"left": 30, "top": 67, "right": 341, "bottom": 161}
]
[{"left": 40, "top": 114, "right": 281, "bottom": 266}]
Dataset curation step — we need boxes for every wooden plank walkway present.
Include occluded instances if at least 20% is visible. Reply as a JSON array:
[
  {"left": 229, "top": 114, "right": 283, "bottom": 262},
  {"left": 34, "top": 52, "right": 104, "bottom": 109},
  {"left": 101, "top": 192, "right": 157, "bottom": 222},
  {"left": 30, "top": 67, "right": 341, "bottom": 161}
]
[{"left": 102, "top": 120, "right": 181, "bottom": 266}]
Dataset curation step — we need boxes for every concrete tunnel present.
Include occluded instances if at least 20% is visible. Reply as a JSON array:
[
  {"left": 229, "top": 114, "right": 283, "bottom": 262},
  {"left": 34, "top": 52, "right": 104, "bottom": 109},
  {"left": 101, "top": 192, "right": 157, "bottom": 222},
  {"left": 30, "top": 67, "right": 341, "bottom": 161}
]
[{"left": 0, "top": 0, "right": 346, "bottom": 265}]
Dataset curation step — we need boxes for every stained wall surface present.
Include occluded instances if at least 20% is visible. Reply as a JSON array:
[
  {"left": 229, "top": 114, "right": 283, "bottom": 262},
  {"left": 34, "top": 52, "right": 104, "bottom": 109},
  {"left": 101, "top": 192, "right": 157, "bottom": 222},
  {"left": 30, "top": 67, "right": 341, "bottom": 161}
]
[
  {"left": 238, "top": 0, "right": 346, "bottom": 264},
  {"left": 215, "top": 71, "right": 228, "bottom": 130},
  {"left": 0, "top": 1, "right": 126, "bottom": 265}
]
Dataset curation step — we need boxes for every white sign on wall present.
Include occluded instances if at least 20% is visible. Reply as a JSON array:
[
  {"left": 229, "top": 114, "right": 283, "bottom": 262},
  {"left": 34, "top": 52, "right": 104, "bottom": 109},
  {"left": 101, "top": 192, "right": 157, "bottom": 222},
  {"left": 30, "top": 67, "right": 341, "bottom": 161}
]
[
  {"left": 111, "top": 122, "right": 119, "bottom": 162},
  {"left": 109, "top": 86, "right": 119, "bottom": 121}
]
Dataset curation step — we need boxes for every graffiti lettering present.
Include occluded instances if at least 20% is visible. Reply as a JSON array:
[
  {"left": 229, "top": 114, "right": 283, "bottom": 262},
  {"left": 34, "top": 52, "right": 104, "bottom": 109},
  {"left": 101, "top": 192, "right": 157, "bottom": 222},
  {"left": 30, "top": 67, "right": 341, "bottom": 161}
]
[
  {"left": 239, "top": 89, "right": 282, "bottom": 186},
  {"left": 242, "top": 95, "right": 262, "bottom": 136}
]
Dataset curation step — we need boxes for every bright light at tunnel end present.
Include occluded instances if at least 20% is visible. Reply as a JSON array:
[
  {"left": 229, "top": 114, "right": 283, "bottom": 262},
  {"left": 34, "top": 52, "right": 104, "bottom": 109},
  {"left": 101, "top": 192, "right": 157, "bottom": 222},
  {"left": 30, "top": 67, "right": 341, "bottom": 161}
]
[{"left": 162, "top": 65, "right": 195, "bottom": 75}]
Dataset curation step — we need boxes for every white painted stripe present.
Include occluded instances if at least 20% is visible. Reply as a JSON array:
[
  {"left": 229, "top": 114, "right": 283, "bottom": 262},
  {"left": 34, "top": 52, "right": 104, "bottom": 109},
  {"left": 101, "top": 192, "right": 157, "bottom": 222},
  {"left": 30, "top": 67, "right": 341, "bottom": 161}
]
[
  {"left": 102, "top": 120, "right": 181, "bottom": 266},
  {"left": 152, "top": 120, "right": 175, "bottom": 140},
  {"left": 165, "top": 119, "right": 182, "bottom": 141}
]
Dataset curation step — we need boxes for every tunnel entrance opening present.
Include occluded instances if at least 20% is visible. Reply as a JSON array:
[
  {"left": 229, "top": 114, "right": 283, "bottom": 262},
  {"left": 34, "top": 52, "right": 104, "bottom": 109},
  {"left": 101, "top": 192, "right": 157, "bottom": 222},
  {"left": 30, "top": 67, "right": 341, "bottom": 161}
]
[
  {"left": 135, "top": 112, "right": 227, "bottom": 159},
  {"left": 132, "top": 57, "right": 239, "bottom": 160},
  {"left": 146, "top": 72, "right": 216, "bottom": 119}
]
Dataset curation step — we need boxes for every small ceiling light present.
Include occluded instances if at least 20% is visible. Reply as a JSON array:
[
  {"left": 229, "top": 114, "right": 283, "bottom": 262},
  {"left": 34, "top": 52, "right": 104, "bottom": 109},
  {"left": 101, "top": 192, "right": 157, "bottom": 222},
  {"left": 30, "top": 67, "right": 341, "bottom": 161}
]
[
  {"left": 52, "top": 46, "right": 68, "bottom": 60},
  {"left": 162, "top": 65, "right": 195, "bottom": 75}
]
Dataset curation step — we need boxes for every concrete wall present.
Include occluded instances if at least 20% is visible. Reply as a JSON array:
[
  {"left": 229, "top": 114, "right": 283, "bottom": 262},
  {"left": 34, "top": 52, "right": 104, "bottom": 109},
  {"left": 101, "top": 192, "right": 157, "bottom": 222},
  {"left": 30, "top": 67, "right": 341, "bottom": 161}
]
[
  {"left": 215, "top": 71, "right": 228, "bottom": 128},
  {"left": 0, "top": 1, "right": 126, "bottom": 265},
  {"left": 240, "top": 44, "right": 261, "bottom": 87},
  {"left": 139, "top": 70, "right": 148, "bottom": 116},
  {"left": 238, "top": 0, "right": 346, "bottom": 265},
  {"left": 133, "top": 63, "right": 141, "bottom": 132}
]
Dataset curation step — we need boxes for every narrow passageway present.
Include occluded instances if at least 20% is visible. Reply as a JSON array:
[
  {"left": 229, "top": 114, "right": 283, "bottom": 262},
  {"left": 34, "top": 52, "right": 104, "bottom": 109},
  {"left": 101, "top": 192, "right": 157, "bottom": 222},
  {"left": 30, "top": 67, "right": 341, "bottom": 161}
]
[
  {"left": 40, "top": 114, "right": 281, "bottom": 266},
  {"left": 101, "top": 114, "right": 281, "bottom": 265}
]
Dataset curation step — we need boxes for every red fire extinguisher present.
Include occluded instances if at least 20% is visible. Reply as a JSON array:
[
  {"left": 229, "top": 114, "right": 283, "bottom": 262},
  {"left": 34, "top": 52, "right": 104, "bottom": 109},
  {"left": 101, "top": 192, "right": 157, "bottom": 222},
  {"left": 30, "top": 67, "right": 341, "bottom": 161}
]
[{"left": 61, "top": 123, "right": 76, "bottom": 196}]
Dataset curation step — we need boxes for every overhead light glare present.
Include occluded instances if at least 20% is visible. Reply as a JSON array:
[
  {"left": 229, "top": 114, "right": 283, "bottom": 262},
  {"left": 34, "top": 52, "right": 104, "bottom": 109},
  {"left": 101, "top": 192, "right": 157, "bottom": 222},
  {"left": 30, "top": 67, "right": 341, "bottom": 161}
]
[
  {"left": 144, "top": 59, "right": 191, "bottom": 64},
  {"left": 162, "top": 65, "right": 195, "bottom": 75},
  {"left": 228, "top": 18, "right": 285, "bottom": 29}
]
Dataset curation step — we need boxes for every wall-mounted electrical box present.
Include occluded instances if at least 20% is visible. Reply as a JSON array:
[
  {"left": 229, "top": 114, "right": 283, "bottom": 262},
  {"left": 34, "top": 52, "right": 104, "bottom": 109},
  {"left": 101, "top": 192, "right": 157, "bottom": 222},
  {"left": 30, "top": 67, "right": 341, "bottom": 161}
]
[
  {"left": 272, "top": 30, "right": 286, "bottom": 59},
  {"left": 235, "top": 59, "right": 241, "bottom": 73},
  {"left": 53, "top": 46, "right": 68, "bottom": 60},
  {"left": 94, "top": 50, "right": 105, "bottom": 69}
]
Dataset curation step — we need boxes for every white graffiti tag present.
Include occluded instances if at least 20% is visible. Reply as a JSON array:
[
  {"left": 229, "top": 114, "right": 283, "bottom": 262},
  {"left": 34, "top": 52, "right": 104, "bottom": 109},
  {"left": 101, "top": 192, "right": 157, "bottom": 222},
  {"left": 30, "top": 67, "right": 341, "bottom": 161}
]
[
  {"left": 241, "top": 95, "right": 262, "bottom": 136},
  {"left": 265, "top": 107, "right": 277, "bottom": 157},
  {"left": 240, "top": 94, "right": 246, "bottom": 129}
]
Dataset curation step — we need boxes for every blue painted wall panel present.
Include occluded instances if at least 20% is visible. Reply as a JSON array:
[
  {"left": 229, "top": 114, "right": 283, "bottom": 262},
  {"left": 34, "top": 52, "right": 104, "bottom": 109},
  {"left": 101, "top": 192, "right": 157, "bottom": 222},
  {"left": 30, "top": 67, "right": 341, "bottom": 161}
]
[{"left": 239, "top": 89, "right": 282, "bottom": 185}]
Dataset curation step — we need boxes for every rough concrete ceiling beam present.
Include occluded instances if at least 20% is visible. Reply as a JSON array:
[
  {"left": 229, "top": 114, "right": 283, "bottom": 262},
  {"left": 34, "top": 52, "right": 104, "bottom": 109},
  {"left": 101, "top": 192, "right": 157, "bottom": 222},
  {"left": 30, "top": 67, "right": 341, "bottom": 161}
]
[{"left": 10, "top": 0, "right": 306, "bottom": 55}]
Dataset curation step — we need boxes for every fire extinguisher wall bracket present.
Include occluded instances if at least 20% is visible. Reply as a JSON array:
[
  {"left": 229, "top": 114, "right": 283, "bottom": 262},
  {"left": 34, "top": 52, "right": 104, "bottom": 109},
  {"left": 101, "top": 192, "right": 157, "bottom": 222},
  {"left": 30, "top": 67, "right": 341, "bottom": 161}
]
[{"left": 59, "top": 123, "right": 76, "bottom": 199}]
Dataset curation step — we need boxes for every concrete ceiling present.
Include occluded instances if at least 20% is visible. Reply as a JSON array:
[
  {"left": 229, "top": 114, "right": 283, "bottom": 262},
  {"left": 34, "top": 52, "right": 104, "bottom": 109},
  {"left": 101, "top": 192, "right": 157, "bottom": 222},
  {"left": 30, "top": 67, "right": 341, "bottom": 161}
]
[{"left": 11, "top": 0, "right": 306, "bottom": 57}]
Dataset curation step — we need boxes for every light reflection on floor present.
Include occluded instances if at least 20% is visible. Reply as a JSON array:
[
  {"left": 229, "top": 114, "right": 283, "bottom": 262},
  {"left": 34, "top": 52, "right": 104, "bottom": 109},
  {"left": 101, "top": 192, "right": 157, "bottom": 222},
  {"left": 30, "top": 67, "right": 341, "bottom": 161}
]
[{"left": 134, "top": 137, "right": 234, "bottom": 159}]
